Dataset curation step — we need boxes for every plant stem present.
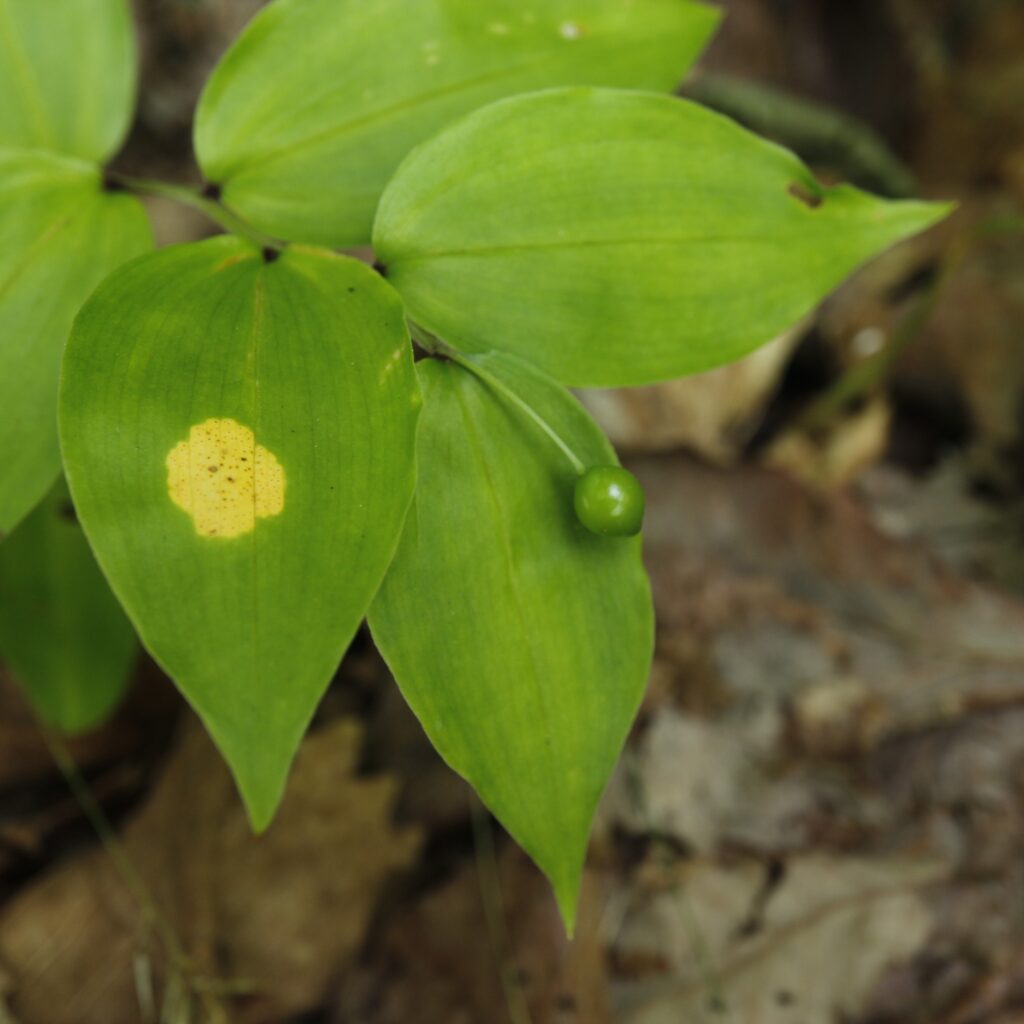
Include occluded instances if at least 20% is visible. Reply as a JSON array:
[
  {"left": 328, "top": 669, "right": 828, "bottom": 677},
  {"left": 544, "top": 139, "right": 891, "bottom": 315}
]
[
  {"left": 796, "top": 225, "right": 977, "bottom": 433},
  {"left": 106, "top": 173, "right": 284, "bottom": 252},
  {"left": 469, "top": 793, "right": 535, "bottom": 1024},
  {"left": 38, "top": 722, "right": 190, "bottom": 967},
  {"left": 425, "top": 338, "right": 588, "bottom": 476},
  {"left": 36, "top": 717, "right": 244, "bottom": 1019}
]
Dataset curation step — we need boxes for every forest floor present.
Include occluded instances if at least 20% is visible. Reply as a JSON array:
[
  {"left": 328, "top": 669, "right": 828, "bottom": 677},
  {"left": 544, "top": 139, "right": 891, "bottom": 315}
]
[{"left": 2, "top": 1, "right": 1024, "bottom": 1021}]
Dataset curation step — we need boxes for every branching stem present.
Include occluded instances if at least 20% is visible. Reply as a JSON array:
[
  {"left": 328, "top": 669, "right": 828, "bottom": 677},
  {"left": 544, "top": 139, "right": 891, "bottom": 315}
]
[
  {"left": 105, "top": 173, "right": 284, "bottom": 253},
  {"left": 421, "top": 334, "right": 588, "bottom": 476}
]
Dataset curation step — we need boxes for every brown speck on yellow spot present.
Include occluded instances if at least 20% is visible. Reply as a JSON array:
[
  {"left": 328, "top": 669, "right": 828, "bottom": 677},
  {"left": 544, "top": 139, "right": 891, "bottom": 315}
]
[{"left": 166, "top": 418, "right": 285, "bottom": 539}]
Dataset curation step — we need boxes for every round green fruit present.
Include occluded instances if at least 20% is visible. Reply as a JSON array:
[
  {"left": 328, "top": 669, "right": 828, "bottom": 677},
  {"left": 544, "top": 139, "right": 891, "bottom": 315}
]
[{"left": 574, "top": 466, "right": 645, "bottom": 537}]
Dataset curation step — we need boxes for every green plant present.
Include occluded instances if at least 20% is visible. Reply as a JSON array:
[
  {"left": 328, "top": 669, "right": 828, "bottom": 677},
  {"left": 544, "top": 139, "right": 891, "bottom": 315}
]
[{"left": 0, "top": 0, "right": 951, "bottom": 930}]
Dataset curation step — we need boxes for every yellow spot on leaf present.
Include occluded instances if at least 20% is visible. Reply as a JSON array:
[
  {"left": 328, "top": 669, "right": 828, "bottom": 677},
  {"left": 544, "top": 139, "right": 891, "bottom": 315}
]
[{"left": 166, "top": 418, "right": 285, "bottom": 539}]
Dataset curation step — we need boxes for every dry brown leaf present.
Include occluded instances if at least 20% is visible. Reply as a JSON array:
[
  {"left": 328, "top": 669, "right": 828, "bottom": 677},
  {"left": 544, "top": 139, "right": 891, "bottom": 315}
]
[
  {"left": 581, "top": 328, "right": 802, "bottom": 463},
  {"left": 0, "top": 664, "right": 176, "bottom": 792},
  {"left": 0, "top": 715, "right": 420, "bottom": 1024},
  {"left": 639, "top": 456, "right": 1024, "bottom": 737},
  {"left": 335, "top": 840, "right": 613, "bottom": 1024},
  {"left": 765, "top": 398, "right": 892, "bottom": 490},
  {"left": 614, "top": 855, "right": 944, "bottom": 1024}
]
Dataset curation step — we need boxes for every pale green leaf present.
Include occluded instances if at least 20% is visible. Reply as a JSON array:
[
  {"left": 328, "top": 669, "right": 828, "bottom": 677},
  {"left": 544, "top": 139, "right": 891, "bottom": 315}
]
[
  {"left": 375, "top": 88, "right": 956, "bottom": 387},
  {"left": 60, "top": 237, "right": 421, "bottom": 828},
  {"left": 0, "top": 0, "right": 137, "bottom": 162},
  {"left": 368, "top": 352, "right": 653, "bottom": 929},
  {"left": 195, "top": 0, "right": 721, "bottom": 247},
  {"left": 0, "top": 477, "right": 136, "bottom": 734},
  {"left": 0, "top": 148, "right": 151, "bottom": 535}
]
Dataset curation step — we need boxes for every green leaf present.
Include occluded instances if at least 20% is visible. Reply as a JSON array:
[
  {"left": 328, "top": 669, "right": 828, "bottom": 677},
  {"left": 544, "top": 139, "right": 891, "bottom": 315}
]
[
  {"left": 375, "top": 88, "right": 956, "bottom": 387},
  {"left": 0, "top": 478, "right": 136, "bottom": 734},
  {"left": 368, "top": 351, "right": 653, "bottom": 930},
  {"left": 0, "top": 0, "right": 137, "bottom": 162},
  {"left": 0, "top": 148, "right": 151, "bottom": 535},
  {"left": 194, "top": 0, "right": 721, "bottom": 248},
  {"left": 60, "top": 237, "right": 421, "bottom": 828}
]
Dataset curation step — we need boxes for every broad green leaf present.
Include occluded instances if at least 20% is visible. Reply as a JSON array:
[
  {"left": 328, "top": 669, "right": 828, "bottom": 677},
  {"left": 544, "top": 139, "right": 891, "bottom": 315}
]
[
  {"left": 0, "top": 148, "right": 151, "bottom": 535},
  {"left": 0, "top": 0, "right": 136, "bottom": 162},
  {"left": 368, "top": 352, "right": 653, "bottom": 929},
  {"left": 0, "top": 478, "right": 136, "bottom": 734},
  {"left": 375, "top": 88, "right": 956, "bottom": 388},
  {"left": 60, "top": 237, "right": 421, "bottom": 828},
  {"left": 195, "top": 0, "right": 721, "bottom": 248}
]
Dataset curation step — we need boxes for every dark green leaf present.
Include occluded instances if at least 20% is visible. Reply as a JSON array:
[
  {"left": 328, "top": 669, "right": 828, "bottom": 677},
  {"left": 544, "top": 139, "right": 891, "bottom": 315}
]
[
  {"left": 60, "top": 237, "right": 421, "bottom": 828},
  {"left": 195, "top": 0, "right": 721, "bottom": 247},
  {"left": 375, "top": 88, "right": 955, "bottom": 387},
  {"left": 0, "top": 0, "right": 137, "bottom": 161},
  {"left": 0, "top": 148, "right": 151, "bottom": 534},
  {"left": 0, "top": 478, "right": 136, "bottom": 734},
  {"left": 368, "top": 352, "right": 653, "bottom": 929}
]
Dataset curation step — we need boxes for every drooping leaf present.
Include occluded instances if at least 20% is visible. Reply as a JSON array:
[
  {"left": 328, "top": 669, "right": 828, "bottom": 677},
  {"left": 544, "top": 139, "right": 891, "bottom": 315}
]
[
  {"left": 0, "top": 0, "right": 137, "bottom": 162},
  {"left": 0, "top": 148, "right": 151, "bottom": 535},
  {"left": 368, "top": 352, "right": 653, "bottom": 929},
  {"left": 375, "top": 88, "right": 956, "bottom": 387},
  {"left": 60, "top": 237, "right": 421, "bottom": 828},
  {"left": 194, "top": 0, "right": 721, "bottom": 248},
  {"left": 0, "top": 478, "right": 136, "bottom": 734}
]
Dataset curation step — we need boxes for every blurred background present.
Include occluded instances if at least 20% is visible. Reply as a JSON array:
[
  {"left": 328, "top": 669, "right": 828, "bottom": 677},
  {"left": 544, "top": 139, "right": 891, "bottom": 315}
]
[{"left": 2, "top": 0, "right": 1024, "bottom": 1021}]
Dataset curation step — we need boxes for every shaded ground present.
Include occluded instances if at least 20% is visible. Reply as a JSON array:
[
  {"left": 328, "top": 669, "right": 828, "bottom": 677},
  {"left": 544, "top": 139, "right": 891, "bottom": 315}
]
[{"left": 2, "top": 1, "right": 1024, "bottom": 1021}]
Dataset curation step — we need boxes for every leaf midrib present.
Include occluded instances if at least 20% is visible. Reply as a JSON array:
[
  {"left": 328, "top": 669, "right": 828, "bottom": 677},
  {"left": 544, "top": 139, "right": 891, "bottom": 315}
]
[
  {"left": 383, "top": 230, "right": 864, "bottom": 266},
  {"left": 0, "top": 210, "right": 77, "bottom": 308},
  {"left": 452, "top": 373, "right": 561, "bottom": 817},
  {"left": 0, "top": 0, "right": 55, "bottom": 148},
  {"left": 218, "top": 44, "right": 606, "bottom": 183}
]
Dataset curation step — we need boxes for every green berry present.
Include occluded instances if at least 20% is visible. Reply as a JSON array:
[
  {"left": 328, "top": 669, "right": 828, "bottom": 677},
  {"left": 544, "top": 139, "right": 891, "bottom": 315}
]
[{"left": 574, "top": 465, "right": 645, "bottom": 537}]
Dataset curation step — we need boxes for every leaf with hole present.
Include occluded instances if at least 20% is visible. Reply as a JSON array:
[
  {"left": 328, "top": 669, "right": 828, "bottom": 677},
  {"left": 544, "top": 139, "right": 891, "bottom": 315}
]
[
  {"left": 194, "top": 0, "right": 721, "bottom": 247},
  {"left": 368, "top": 351, "right": 653, "bottom": 929},
  {"left": 0, "top": 0, "right": 137, "bottom": 161},
  {"left": 0, "top": 148, "right": 151, "bottom": 535},
  {"left": 375, "top": 88, "right": 955, "bottom": 387},
  {"left": 0, "top": 478, "right": 137, "bottom": 734},
  {"left": 60, "top": 237, "right": 421, "bottom": 827}
]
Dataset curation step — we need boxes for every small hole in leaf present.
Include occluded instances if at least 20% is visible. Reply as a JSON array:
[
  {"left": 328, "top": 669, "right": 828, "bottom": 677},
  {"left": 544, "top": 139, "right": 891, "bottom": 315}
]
[
  {"left": 788, "top": 182, "right": 824, "bottom": 209},
  {"left": 262, "top": 247, "right": 281, "bottom": 264},
  {"left": 202, "top": 182, "right": 222, "bottom": 201}
]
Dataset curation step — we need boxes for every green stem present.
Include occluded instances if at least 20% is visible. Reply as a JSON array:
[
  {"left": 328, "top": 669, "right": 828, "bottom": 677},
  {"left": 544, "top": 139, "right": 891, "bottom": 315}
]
[
  {"left": 426, "top": 337, "right": 588, "bottom": 476},
  {"left": 106, "top": 174, "right": 284, "bottom": 252},
  {"left": 469, "top": 793, "right": 535, "bottom": 1024},
  {"left": 38, "top": 721, "right": 191, "bottom": 969},
  {"left": 796, "top": 226, "right": 975, "bottom": 433},
  {"left": 36, "top": 717, "right": 249, "bottom": 1018}
]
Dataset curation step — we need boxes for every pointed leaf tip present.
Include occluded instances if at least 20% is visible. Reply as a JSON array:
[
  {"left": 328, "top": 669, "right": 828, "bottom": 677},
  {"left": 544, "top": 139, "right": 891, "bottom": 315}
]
[
  {"left": 61, "top": 238, "right": 420, "bottom": 827},
  {"left": 370, "top": 354, "right": 652, "bottom": 928},
  {"left": 0, "top": 479, "right": 137, "bottom": 735},
  {"left": 375, "top": 88, "right": 955, "bottom": 387}
]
